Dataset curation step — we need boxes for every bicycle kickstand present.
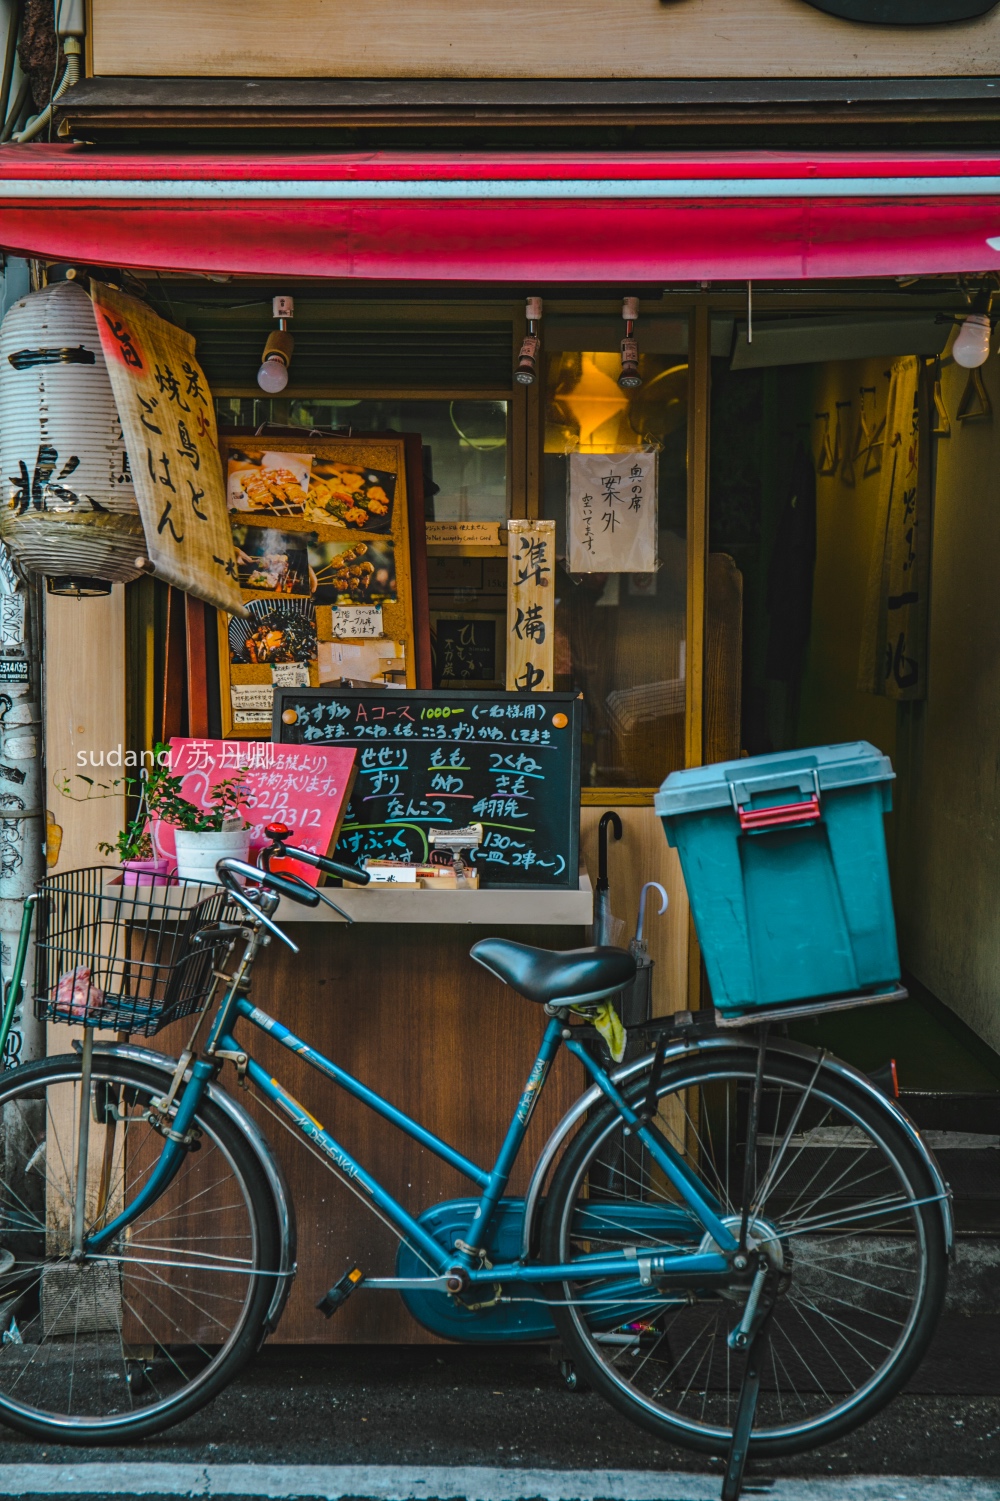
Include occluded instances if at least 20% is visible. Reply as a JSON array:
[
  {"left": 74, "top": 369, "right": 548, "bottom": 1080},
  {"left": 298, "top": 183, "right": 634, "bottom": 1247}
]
[
  {"left": 722, "top": 1023, "right": 774, "bottom": 1501},
  {"left": 720, "top": 1302, "right": 775, "bottom": 1501}
]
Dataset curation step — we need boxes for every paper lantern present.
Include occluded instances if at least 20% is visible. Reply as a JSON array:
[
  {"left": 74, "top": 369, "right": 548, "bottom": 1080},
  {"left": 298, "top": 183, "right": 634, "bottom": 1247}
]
[{"left": 0, "top": 281, "right": 144, "bottom": 593}]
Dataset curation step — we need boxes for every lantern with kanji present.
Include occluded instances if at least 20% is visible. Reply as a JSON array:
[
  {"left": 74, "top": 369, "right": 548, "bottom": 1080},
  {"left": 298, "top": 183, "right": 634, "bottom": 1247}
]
[{"left": 0, "top": 281, "right": 145, "bottom": 595}]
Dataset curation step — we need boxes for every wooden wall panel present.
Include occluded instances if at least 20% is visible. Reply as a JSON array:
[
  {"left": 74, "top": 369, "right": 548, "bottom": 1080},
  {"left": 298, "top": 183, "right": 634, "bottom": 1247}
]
[
  {"left": 90, "top": 0, "right": 1000, "bottom": 79},
  {"left": 184, "top": 595, "right": 210, "bottom": 739},
  {"left": 704, "top": 552, "right": 744, "bottom": 768},
  {"left": 44, "top": 590, "right": 126, "bottom": 871},
  {"left": 155, "top": 921, "right": 588, "bottom": 1344}
]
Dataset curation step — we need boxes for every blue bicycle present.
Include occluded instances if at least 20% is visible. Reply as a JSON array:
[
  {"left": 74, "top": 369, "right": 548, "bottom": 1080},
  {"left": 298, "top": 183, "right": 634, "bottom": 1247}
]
[{"left": 0, "top": 826, "right": 950, "bottom": 1486}]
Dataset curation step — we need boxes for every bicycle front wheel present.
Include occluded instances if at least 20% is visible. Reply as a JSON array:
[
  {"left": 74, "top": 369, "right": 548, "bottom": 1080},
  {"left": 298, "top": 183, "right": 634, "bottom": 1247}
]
[
  {"left": 541, "top": 1043, "right": 948, "bottom": 1458},
  {"left": 0, "top": 1052, "right": 280, "bottom": 1442}
]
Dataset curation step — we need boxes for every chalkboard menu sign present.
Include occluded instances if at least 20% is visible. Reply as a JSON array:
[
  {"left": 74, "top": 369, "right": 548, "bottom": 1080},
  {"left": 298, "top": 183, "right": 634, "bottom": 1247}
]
[{"left": 273, "top": 689, "right": 582, "bottom": 888}]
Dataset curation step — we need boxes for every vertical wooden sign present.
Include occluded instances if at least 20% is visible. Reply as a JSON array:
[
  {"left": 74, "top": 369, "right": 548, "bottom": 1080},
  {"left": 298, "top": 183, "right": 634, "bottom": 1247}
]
[
  {"left": 90, "top": 281, "right": 245, "bottom": 618},
  {"left": 505, "top": 518, "right": 555, "bottom": 692}
]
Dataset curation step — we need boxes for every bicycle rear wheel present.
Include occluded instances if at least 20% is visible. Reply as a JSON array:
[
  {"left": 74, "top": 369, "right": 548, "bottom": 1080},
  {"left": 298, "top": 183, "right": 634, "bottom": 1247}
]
[
  {"left": 0, "top": 1053, "right": 279, "bottom": 1442},
  {"left": 541, "top": 1043, "right": 948, "bottom": 1458}
]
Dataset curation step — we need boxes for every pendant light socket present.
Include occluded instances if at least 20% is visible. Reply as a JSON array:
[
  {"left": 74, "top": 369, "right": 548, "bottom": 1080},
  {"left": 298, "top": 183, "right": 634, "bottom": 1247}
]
[
  {"left": 515, "top": 295, "right": 543, "bottom": 386},
  {"left": 619, "top": 296, "right": 642, "bottom": 389},
  {"left": 258, "top": 299, "right": 295, "bottom": 392}
]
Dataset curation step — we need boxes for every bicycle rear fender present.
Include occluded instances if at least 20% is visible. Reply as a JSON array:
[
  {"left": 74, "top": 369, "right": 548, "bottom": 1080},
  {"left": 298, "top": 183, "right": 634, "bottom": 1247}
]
[
  {"left": 521, "top": 1031, "right": 955, "bottom": 1262},
  {"left": 94, "top": 1041, "right": 297, "bottom": 1335}
]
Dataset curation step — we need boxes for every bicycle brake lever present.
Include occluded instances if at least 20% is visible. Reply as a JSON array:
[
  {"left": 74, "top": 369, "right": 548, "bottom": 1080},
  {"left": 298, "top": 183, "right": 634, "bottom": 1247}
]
[
  {"left": 233, "top": 889, "right": 300, "bottom": 952},
  {"left": 217, "top": 870, "right": 299, "bottom": 953}
]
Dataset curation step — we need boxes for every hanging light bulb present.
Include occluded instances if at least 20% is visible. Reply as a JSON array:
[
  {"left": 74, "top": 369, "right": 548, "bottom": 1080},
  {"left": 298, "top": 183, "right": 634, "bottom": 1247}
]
[
  {"left": 619, "top": 295, "right": 642, "bottom": 389},
  {"left": 257, "top": 295, "right": 295, "bottom": 392},
  {"left": 257, "top": 347, "right": 291, "bottom": 393},
  {"left": 953, "top": 312, "right": 992, "bottom": 369},
  {"left": 515, "top": 296, "right": 543, "bottom": 385}
]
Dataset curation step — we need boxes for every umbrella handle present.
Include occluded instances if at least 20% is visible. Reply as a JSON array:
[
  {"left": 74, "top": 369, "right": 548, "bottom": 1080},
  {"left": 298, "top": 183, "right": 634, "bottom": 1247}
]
[
  {"left": 636, "top": 880, "right": 669, "bottom": 942},
  {"left": 597, "top": 810, "right": 623, "bottom": 890}
]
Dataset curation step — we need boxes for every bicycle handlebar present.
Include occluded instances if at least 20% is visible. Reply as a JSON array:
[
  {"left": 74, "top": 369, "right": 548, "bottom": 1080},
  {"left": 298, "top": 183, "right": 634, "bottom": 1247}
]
[
  {"left": 217, "top": 857, "right": 320, "bottom": 908},
  {"left": 214, "top": 859, "right": 301, "bottom": 951}
]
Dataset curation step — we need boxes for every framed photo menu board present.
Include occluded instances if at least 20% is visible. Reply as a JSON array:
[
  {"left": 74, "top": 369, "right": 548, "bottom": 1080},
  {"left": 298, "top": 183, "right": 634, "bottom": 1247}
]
[{"left": 218, "top": 436, "right": 418, "bottom": 736}]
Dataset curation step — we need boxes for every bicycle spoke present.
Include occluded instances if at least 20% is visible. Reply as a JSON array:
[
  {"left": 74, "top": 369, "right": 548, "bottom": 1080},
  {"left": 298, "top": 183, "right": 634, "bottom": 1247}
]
[
  {"left": 0, "top": 1060, "right": 270, "bottom": 1437},
  {"left": 550, "top": 1051, "right": 943, "bottom": 1453}
]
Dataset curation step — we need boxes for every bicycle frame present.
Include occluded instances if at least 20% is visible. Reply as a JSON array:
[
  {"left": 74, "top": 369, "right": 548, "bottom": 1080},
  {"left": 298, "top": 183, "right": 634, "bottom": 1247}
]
[{"left": 85, "top": 955, "right": 738, "bottom": 1292}]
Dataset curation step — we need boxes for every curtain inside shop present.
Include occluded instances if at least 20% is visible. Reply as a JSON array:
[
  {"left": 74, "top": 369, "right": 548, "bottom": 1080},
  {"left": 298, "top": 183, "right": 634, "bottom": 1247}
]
[{"left": 540, "top": 348, "right": 689, "bottom": 789}]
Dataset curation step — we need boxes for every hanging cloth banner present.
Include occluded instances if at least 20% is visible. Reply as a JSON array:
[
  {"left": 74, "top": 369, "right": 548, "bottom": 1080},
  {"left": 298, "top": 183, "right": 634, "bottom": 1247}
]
[
  {"left": 88, "top": 281, "right": 246, "bottom": 617},
  {"left": 567, "top": 450, "right": 658, "bottom": 574},
  {"left": 857, "top": 355, "right": 929, "bottom": 700},
  {"left": 505, "top": 519, "right": 555, "bottom": 692}
]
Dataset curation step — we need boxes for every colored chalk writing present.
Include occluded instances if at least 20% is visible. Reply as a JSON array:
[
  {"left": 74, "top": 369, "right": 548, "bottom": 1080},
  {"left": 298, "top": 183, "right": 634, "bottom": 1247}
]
[{"left": 273, "top": 689, "right": 581, "bottom": 889}]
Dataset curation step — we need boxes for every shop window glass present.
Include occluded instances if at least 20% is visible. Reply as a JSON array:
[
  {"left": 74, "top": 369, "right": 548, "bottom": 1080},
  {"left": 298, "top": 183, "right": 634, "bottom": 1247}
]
[
  {"left": 541, "top": 350, "right": 688, "bottom": 789},
  {"left": 217, "top": 397, "right": 508, "bottom": 521}
]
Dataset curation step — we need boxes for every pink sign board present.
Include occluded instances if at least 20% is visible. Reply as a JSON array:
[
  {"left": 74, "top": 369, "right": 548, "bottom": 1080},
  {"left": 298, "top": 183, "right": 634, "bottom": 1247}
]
[{"left": 153, "top": 739, "right": 357, "bottom": 886}]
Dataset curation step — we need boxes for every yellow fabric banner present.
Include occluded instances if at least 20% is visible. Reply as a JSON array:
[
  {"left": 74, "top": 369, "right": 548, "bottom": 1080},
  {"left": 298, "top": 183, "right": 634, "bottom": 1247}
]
[
  {"left": 89, "top": 282, "right": 246, "bottom": 617},
  {"left": 857, "top": 355, "right": 929, "bottom": 701}
]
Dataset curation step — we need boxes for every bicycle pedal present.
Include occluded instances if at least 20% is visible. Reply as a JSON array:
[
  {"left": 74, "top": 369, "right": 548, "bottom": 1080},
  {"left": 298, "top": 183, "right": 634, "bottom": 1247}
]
[{"left": 316, "top": 1265, "right": 364, "bottom": 1318}]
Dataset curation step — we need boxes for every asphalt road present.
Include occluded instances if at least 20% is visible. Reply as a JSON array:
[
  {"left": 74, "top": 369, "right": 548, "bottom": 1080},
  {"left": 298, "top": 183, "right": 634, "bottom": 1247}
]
[{"left": 0, "top": 1317, "right": 995, "bottom": 1481}]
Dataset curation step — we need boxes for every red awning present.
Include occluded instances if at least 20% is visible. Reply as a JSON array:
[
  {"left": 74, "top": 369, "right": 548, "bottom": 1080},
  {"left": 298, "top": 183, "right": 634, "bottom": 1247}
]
[{"left": 2, "top": 144, "right": 1000, "bottom": 281}]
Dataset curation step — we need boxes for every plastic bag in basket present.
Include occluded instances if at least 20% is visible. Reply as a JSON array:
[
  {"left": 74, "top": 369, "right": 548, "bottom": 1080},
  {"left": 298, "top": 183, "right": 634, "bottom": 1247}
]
[{"left": 53, "top": 966, "right": 105, "bottom": 1022}]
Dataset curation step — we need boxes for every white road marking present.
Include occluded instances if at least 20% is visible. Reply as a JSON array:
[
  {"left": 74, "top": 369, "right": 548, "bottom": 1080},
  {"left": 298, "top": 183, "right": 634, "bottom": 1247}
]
[
  {"left": 0, "top": 176, "right": 999, "bottom": 201},
  {"left": 0, "top": 1465, "right": 994, "bottom": 1500}
]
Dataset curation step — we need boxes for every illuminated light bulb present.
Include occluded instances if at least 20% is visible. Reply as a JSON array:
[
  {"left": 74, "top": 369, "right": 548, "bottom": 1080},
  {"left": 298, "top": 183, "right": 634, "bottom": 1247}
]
[
  {"left": 953, "top": 312, "right": 992, "bottom": 369},
  {"left": 257, "top": 313, "right": 294, "bottom": 393},
  {"left": 257, "top": 354, "right": 290, "bottom": 393}
]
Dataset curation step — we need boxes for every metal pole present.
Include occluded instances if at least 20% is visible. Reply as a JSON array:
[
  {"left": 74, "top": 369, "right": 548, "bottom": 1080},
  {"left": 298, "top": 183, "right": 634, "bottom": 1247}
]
[
  {"left": 0, "top": 260, "right": 42, "bottom": 1070},
  {"left": 0, "top": 556, "right": 45, "bottom": 1069},
  {"left": 72, "top": 1026, "right": 94, "bottom": 1257}
]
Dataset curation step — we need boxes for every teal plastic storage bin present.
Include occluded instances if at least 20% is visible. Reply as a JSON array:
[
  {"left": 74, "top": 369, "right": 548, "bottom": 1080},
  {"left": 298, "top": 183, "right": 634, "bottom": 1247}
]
[{"left": 655, "top": 742, "right": 899, "bottom": 1014}]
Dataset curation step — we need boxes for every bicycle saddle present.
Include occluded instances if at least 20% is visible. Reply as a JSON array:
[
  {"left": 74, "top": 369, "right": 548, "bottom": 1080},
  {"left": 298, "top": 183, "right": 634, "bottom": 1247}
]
[{"left": 470, "top": 938, "right": 636, "bottom": 1008}]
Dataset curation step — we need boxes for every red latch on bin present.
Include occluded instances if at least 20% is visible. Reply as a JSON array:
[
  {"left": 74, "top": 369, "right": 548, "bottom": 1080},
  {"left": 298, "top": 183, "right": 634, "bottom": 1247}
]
[
  {"left": 737, "top": 794, "right": 821, "bottom": 832},
  {"left": 730, "top": 769, "right": 822, "bottom": 833}
]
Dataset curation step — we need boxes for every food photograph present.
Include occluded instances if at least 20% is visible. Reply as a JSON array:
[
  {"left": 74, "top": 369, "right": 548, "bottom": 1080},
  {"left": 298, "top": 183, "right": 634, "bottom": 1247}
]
[
  {"left": 232, "top": 525, "right": 313, "bottom": 594},
  {"left": 226, "top": 450, "right": 313, "bottom": 515},
  {"left": 302, "top": 457, "right": 396, "bottom": 531},
  {"left": 228, "top": 597, "right": 318, "bottom": 665},
  {"left": 308, "top": 537, "right": 397, "bottom": 605}
]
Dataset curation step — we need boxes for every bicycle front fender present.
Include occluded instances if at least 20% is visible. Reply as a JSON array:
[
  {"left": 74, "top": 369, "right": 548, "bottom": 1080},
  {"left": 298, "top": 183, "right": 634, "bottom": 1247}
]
[{"left": 92, "top": 1040, "right": 298, "bottom": 1334}]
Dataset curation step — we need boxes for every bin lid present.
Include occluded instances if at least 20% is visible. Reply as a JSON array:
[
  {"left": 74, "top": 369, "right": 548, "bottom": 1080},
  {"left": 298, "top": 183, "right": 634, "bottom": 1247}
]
[{"left": 654, "top": 741, "right": 894, "bottom": 818}]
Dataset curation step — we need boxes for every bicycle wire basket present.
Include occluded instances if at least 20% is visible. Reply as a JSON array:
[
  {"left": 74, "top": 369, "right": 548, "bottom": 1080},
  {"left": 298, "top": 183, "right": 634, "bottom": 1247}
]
[{"left": 33, "top": 866, "right": 243, "bottom": 1038}]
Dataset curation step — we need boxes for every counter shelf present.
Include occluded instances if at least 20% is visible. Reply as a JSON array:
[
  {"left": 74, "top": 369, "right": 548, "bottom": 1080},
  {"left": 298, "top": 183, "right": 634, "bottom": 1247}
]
[{"left": 101, "top": 868, "right": 594, "bottom": 927}]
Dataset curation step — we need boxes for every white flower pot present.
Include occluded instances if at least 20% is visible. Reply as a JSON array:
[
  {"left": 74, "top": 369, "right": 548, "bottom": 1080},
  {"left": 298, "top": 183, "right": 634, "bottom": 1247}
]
[{"left": 173, "top": 827, "right": 250, "bottom": 884}]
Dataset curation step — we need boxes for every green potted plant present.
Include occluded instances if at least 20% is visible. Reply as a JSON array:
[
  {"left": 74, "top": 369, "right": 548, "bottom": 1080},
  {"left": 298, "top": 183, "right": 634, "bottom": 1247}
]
[
  {"left": 145, "top": 758, "right": 252, "bottom": 883},
  {"left": 97, "top": 817, "right": 174, "bottom": 886},
  {"left": 95, "top": 754, "right": 175, "bottom": 885}
]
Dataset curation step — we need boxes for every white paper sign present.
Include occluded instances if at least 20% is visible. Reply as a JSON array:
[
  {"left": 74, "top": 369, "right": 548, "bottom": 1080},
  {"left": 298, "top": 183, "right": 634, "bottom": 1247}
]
[
  {"left": 567, "top": 449, "right": 657, "bottom": 574},
  {"left": 426, "top": 521, "right": 503, "bottom": 547},
  {"left": 367, "top": 864, "right": 418, "bottom": 884},
  {"left": 318, "top": 639, "right": 404, "bottom": 685},
  {"left": 231, "top": 684, "right": 273, "bottom": 714},
  {"left": 329, "top": 605, "right": 384, "bottom": 639},
  {"left": 271, "top": 663, "right": 310, "bottom": 687}
]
